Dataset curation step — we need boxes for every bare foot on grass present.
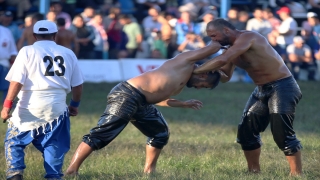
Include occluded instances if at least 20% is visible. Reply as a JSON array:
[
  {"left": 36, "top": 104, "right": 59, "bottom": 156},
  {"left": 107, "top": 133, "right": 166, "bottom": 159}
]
[{"left": 64, "top": 169, "right": 79, "bottom": 177}]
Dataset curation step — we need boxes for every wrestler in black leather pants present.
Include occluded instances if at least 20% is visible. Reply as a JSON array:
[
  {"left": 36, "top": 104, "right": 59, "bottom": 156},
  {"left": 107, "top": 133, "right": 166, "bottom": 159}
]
[
  {"left": 83, "top": 81, "right": 170, "bottom": 150},
  {"left": 237, "top": 76, "right": 303, "bottom": 155}
]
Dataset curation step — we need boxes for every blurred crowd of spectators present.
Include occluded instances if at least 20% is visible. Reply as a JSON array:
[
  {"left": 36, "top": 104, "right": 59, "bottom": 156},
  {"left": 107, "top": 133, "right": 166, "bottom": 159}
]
[{"left": 1, "top": 0, "right": 320, "bottom": 81}]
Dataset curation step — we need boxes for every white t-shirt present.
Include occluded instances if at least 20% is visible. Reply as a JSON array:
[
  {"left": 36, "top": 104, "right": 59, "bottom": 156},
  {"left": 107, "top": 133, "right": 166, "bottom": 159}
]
[
  {"left": 276, "top": 17, "right": 298, "bottom": 46},
  {"left": 246, "top": 18, "right": 272, "bottom": 38},
  {"left": 0, "top": 25, "right": 18, "bottom": 67},
  {"left": 6, "top": 40, "right": 83, "bottom": 132},
  {"left": 286, "top": 44, "right": 311, "bottom": 56}
]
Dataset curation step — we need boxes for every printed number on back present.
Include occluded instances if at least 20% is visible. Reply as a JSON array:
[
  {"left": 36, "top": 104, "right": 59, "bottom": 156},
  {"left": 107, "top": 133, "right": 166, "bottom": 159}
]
[{"left": 43, "top": 56, "right": 66, "bottom": 76}]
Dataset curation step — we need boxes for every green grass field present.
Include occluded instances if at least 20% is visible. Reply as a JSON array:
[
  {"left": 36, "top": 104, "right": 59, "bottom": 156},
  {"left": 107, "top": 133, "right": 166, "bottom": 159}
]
[{"left": 0, "top": 81, "right": 319, "bottom": 180}]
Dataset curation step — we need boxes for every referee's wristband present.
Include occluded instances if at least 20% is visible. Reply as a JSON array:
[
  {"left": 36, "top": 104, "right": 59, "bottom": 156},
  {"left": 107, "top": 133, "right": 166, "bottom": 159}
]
[
  {"left": 3, "top": 99, "right": 13, "bottom": 109},
  {"left": 69, "top": 99, "right": 80, "bottom": 107}
]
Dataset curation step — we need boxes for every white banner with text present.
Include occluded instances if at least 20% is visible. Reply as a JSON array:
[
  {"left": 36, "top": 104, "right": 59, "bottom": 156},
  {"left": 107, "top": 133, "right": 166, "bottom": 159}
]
[
  {"left": 120, "top": 59, "right": 166, "bottom": 80},
  {"left": 78, "top": 60, "right": 123, "bottom": 83},
  {"left": 78, "top": 59, "right": 166, "bottom": 83}
]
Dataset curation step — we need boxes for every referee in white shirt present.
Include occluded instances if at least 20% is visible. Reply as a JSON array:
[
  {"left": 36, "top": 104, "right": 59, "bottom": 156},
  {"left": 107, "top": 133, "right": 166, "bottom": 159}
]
[
  {"left": 0, "top": 25, "right": 17, "bottom": 103},
  {"left": 1, "top": 20, "right": 84, "bottom": 180}
]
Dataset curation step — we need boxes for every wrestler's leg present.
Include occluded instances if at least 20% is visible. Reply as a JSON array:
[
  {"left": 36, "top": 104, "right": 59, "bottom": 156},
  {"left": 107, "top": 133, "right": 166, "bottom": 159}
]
[
  {"left": 269, "top": 113, "right": 302, "bottom": 176},
  {"left": 65, "top": 142, "right": 93, "bottom": 176},
  {"left": 144, "top": 145, "right": 162, "bottom": 173},
  {"left": 237, "top": 88, "right": 269, "bottom": 173},
  {"left": 238, "top": 112, "right": 269, "bottom": 173},
  {"left": 65, "top": 114, "right": 130, "bottom": 176},
  {"left": 286, "top": 151, "right": 302, "bottom": 176},
  {"left": 132, "top": 106, "right": 170, "bottom": 173},
  {"left": 243, "top": 148, "right": 261, "bottom": 173},
  {"left": 268, "top": 78, "right": 303, "bottom": 176}
]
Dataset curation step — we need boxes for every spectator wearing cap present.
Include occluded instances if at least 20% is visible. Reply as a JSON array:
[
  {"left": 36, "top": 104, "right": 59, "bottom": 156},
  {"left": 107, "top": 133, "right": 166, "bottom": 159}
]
[
  {"left": 286, "top": 36, "right": 314, "bottom": 80},
  {"left": 50, "top": 1, "right": 72, "bottom": 29},
  {"left": 306, "top": 12, "right": 320, "bottom": 44},
  {"left": 270, "top": 6, "right": 298, "bottom": 60},
  {"left": 301, "top": 12, "right": 320, "bottom": 57},
  {"left": 307, "top": 0, "right": 320, "bottom": 17},
  {"left": 0, "top": 11, "right": 22, "bottom": 43},
  {"left": 0, "top": 24, "right": 17, "bottom": 103},
  {"left": 198, "top": 10, "right": 217, "bottom": 44},
  {"left": 142, "top": 6, "right": 162, "bottom": 40},
  {"left": 246, "top": 7, "right": 272, "bottom": 38},
  {"left": 1, "top": 19, "right": 83, "bottom": 180}
]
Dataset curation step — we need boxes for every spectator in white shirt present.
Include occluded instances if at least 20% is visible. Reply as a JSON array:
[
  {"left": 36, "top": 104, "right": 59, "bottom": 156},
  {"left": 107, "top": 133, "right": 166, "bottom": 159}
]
[
  {"left": 246, "top": 8, "right": 272, "bottom": 38},
  {"left": 0, "top": 25, "right": 17, "bottom": 102},
  {"left": 270, "top": 6, "right": 298, "bottom": 60},
  {"left": 286, "top": 36, "right": 313, "bottom": 80}
]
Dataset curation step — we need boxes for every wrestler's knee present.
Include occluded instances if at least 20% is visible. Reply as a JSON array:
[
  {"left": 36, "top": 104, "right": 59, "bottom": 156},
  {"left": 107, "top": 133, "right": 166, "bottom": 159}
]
[
  {"left": 269, "top": 113, "right": 302, "bottom": 155},
  {"left": 146, "top": 131, "right": 170, "bottom": 149},
  {"left": 273, "top": 135, "right": 303, "bottom": 156},
  {"left": 236, "top": 112, "right": 263, "bottom": 151},
  {"left": 82, "top": 134, "right": 108, "bottom": 150}
]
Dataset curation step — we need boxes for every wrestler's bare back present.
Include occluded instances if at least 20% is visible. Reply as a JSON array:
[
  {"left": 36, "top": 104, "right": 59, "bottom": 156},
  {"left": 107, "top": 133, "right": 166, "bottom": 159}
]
[
  {"left": 127, "top": 41, "right": 221, "bottom": 104},
  {"left": 127, "top": 59, "right": 194, "bottom": 104},
  {"left": 232, "top": 31, "right": 291, "bottom": 85}
]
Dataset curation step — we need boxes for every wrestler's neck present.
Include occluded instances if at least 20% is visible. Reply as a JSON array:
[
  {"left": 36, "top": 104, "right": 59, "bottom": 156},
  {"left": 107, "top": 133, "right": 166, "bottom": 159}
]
[{"left": 230, "top": 30, "right": 242, "bottom": 46}]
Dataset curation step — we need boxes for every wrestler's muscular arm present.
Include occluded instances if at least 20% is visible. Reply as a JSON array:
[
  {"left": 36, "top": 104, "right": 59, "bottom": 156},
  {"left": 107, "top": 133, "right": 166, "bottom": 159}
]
[
  {"left": 156, "top": 99, "right": 203, "bottom": 110},
  {"left": 154, "top": 42, "right": 221, "bottom": 110},
  {"left": 177, "top": 40, "right": 221, "bottom": 64},
  {"left": 218, "top": 61, "right": 236, "bottom": 83},
  {"left": 193, "top": 32, "right": 254, "bottom": 74}
]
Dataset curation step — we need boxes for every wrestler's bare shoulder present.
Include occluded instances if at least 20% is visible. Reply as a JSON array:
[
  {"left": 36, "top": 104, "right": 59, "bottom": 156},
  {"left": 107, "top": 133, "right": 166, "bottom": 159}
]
[{"left": 237, "top": 31, "right": 265, "bottom": 41}]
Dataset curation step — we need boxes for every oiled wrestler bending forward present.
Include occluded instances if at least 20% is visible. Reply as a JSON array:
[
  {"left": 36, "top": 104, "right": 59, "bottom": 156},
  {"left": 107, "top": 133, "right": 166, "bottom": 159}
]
[{"left": 65, "top": 42, "right": 222, "bottom": 176}]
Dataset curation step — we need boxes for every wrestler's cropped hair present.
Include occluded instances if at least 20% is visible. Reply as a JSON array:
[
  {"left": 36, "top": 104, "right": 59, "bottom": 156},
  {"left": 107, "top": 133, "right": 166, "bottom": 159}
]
[
  {"left": 207, "top": 18, "right": 236, "bottom": 31},
  {"left": 186, "top": 71, "right": 220, "bottom": 89}
]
